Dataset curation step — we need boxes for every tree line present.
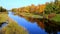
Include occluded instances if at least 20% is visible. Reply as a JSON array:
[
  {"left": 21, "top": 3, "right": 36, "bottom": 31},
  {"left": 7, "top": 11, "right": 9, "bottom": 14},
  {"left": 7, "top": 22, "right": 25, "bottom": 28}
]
[
  {"left": 12, "top": 0, "right": 60, "bottom": 15},
  {"left": 44, "top": 0, "right": 60, "bottom": 14},
  {"left": 0, "top": 6, "right": 7, "bottom": 12}
]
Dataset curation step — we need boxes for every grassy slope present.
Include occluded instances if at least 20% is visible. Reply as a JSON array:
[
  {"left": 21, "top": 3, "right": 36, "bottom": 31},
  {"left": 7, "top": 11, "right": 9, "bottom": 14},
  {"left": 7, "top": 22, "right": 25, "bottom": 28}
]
[
  {"left": 17, "top": 12, "right": 43, "bottom": 18},
  {"left": 50, "top": 14, "right": 60, "bottom": 22},
  {"left": 0, "top": 12, "right": 28, "bottom": 34},
  {"left": 0, "top": 12, "right": 8, "bottom": 23},
  {"left": 49, "top": 14, "right": 60, "bottom": 25},
  {"left": 1, "top": 18, "right": 28, "bottom": 34}
]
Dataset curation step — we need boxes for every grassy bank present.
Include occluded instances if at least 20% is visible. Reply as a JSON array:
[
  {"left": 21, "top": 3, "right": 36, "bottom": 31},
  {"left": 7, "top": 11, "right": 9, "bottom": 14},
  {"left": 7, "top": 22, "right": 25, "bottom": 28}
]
[
  {"left": 14, "top": 12, "right": 43, "bottom": 18},
  {"left": 49, "top": 14, "right": 60, "bottom": 25},
  {"left": 0, "top": 18, "right": 28, "bottom": 34},
  {"left": 0, "top": 12, "right": 8, "bottom": 23},
  {"left": 0, "top": 12, "right": 28, "bottom": 34}
]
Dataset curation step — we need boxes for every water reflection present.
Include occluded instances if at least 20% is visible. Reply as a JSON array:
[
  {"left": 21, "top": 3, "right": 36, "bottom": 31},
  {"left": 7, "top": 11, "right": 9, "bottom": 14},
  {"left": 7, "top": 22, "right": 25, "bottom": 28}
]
[
  {"left": 9, "top": 12, "right": 60, "bottom": 34},
  {"left": 19, "top": 14, "right": 60, "bottom": 34}
]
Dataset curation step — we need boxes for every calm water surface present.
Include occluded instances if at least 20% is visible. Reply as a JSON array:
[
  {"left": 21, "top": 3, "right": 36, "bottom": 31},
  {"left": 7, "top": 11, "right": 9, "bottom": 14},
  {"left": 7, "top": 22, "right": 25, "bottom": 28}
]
[{"left": 8, "top": 12, "right": 60, "bottom": 34}]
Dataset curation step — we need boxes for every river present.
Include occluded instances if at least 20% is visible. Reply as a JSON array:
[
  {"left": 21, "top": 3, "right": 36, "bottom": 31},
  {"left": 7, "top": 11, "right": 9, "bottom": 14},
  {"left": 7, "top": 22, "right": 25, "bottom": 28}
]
[{"left": 8, "top": 11, "right": 60, "bottom": 34}]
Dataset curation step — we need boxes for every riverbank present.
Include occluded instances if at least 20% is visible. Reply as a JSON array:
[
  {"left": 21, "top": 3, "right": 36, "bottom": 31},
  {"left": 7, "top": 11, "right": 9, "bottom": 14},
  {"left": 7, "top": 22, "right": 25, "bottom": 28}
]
[
  {"left": 0, "top": 12, "right": 28, "bottom": 34},
  {"left": 0, "top": 12, "right": 8, "bottom": 23},
  {"left": 12, "top": 11, "right": 60, "bottom": 25},
  {"left": 13, "top": 12, "right": 44, "bottom": 19},
  {"left": 1, "top": 17, "right": 28, "bottom": 34},
  {"left": 49, "top": 14, "right": 60, "bottom": 25}
]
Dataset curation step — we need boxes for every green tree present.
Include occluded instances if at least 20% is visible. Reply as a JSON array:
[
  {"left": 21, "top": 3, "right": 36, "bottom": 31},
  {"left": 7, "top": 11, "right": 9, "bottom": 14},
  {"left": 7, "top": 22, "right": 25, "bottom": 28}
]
[
  {"left": 44, "top": 2, "right": 55, "bottom": 14},
  {"left": 44, "top": 0, "right": 60, "bottom": 14},
  {"left": 0, "top": 6, "right": 7, "bottom": 12}
]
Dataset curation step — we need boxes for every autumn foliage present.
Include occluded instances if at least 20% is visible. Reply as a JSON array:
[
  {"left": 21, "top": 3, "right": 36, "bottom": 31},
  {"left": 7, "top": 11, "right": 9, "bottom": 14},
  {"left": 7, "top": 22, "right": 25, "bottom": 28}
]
[{"left": 12, "top": 4, "right": 46, "bottom": 14}]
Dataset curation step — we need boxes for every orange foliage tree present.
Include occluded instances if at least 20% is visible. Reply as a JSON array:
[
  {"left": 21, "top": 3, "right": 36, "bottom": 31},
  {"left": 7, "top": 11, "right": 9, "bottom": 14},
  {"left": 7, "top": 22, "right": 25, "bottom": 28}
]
[{"left": 12, "top": 4, "right": 46, "bottom": 14}]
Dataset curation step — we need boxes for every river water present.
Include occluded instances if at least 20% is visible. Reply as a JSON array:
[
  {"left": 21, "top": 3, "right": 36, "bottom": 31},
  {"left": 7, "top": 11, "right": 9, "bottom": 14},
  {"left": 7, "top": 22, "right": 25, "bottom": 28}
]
[{"left": 8, "top": 12, "right": 60, "bottom": 34}]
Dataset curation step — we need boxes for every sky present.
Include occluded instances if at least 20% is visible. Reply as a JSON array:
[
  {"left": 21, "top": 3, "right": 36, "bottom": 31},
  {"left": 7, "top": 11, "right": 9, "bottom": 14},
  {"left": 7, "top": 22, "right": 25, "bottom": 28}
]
[{"left": 0, "top": 0, "right": 54, "bottom": 10}]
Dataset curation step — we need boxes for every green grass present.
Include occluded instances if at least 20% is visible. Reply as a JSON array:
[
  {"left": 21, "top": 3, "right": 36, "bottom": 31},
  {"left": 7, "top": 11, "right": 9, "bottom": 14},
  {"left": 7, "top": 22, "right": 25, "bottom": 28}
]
[
  {"left": 48, "top": 14, "right": 60, "bottom": 25},
  {"left": 50, "top": 14, "right": 60, "bottom": 22}
]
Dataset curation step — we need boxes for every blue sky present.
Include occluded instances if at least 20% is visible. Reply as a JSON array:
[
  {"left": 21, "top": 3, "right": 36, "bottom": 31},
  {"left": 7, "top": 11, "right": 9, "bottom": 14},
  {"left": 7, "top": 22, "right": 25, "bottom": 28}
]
[{"left": 0, "top": 0, "right": 54, "bottom": 10}]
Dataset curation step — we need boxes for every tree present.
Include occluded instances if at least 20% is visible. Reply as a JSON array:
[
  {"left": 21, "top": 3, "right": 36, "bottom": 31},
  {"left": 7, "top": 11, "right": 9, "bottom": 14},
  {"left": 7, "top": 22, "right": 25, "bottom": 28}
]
[
  {"left": 44, "top": 0, "right": 60, "bottom": 14},
  {"left": 29, "top": 4, "right": 36, "bottom": 13},
  {"left": 0, "top": 6, "right": 7, "bottom": 12},
  {"left": 54, "top": 0, "right": 60, "bottom": 14}
]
